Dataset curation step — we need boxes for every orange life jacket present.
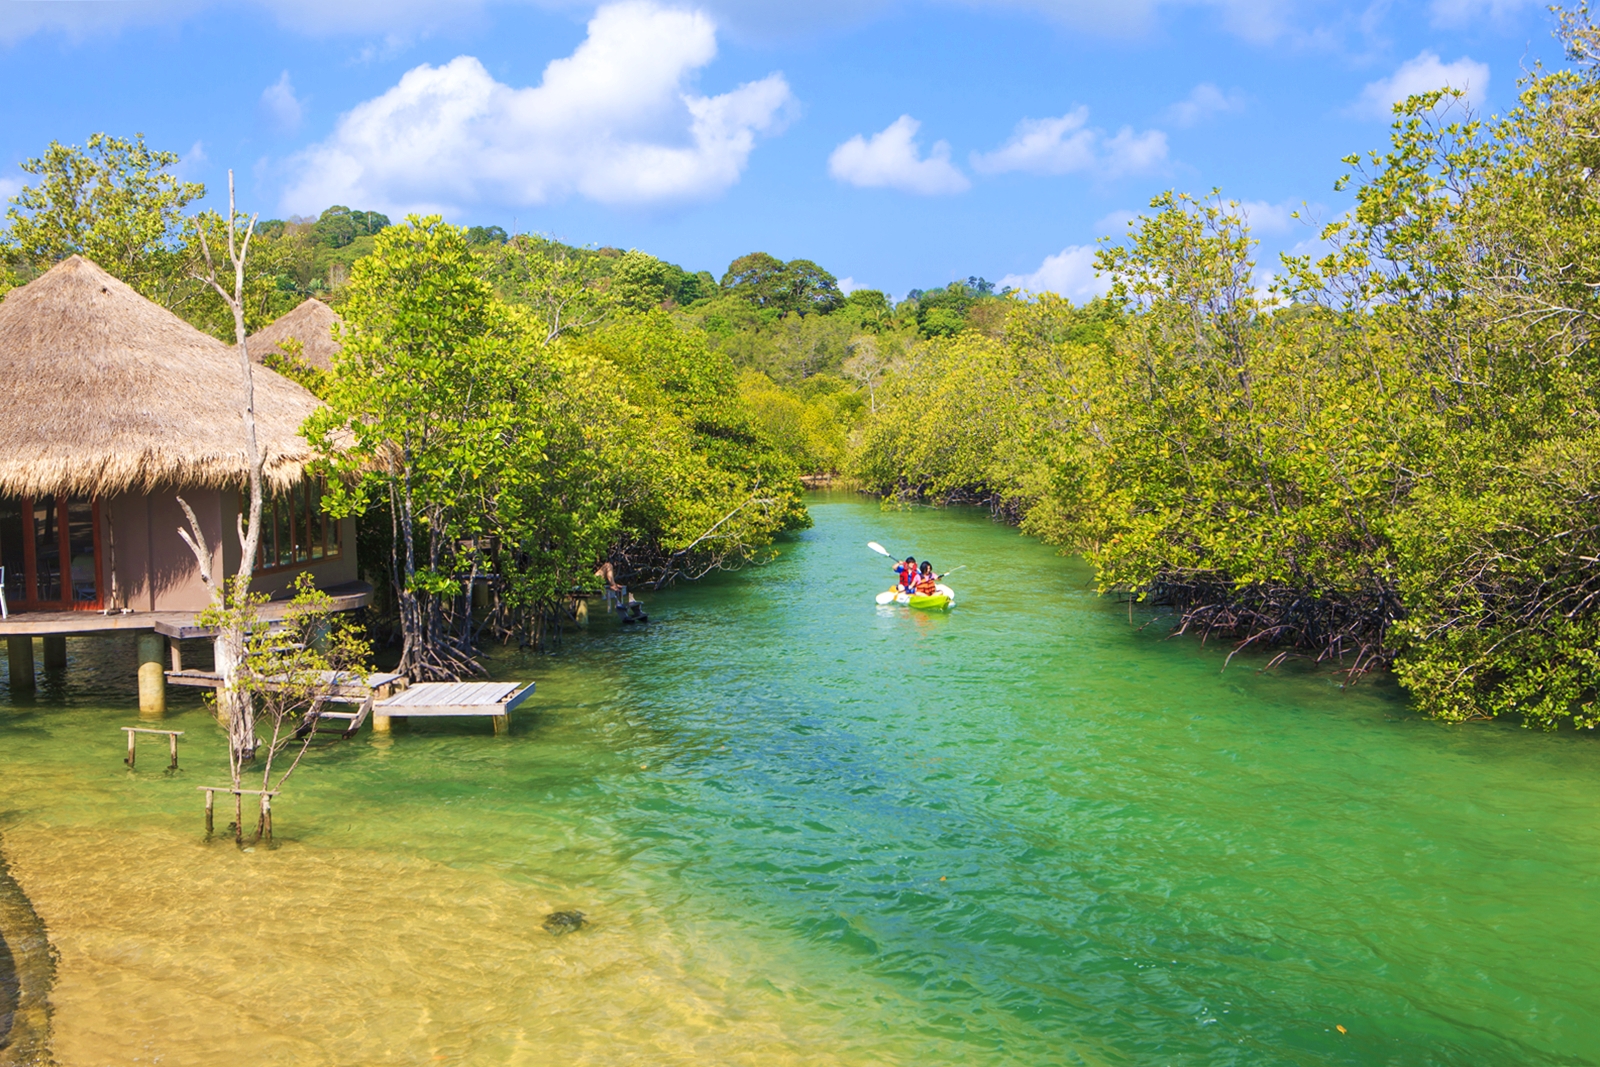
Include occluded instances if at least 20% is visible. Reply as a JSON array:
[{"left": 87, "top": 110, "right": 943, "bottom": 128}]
[{"left": 915, "top": 575, "right": 939, "bottom": 596}]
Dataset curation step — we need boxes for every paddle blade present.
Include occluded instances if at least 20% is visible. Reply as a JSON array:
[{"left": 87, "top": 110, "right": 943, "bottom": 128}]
[
  {"left": 875, "top": 589, "right": 898, "bottom": 605},
  {"left": 867, "top": 541, "right": 893, "bottom": 557}
]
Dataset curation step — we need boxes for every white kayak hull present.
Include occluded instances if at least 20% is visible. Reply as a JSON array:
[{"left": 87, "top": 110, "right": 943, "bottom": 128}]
[{"left": 875, "top": 584, "right": 955, "bottom": 609}]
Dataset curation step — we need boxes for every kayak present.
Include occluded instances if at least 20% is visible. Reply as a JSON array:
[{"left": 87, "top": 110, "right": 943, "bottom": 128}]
[{"left": 876, "top": 583, "right": 955, "bottom": 610}]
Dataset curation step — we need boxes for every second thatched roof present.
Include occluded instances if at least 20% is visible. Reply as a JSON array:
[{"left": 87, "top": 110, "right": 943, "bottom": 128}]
[
  {"left": 248, "top": 297, "right": 342, "bottom": 372},
  {"left": 0, "top": 256, "right": 326, "bottom": 499}
]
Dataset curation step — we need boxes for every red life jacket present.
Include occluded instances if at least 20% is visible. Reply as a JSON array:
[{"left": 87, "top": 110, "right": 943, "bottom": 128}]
[{"left": 896, "top": 563, "right": 917, "bottom": 590}]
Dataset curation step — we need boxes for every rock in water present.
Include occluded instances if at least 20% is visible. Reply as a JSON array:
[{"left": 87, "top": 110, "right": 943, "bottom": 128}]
[{"left": 543, "top": 910, "right": 586, "bottom": 935}]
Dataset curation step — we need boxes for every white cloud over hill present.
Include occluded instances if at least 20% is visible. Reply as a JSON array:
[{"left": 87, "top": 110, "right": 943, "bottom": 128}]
[
  {"left": 1163, "top": 82, "right": 1246, "bottom": 126},
  {"left": 828, "top": 116, "right": 971, "bottom": 195},
  {"left": 1353, "top": 50, "right": 1489, "bottom": 118},
  {"left": 260, "top": 72, "right": 305, "bottom": 133},
  {"left": 281, "top": 1, "right": 793, "bottom": 214},
  {"left": 1000, "top": 245, "right": 1110, "bottom": 301},
  {"left": 972, "top": 108, "right": 1167, "bottom": 178}
]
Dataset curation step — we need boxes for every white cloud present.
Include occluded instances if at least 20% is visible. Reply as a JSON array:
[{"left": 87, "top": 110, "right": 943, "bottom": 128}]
[
  {"left": 261, "top": 71, "right": 305, "bottom": 133},
  {"left": 1095, "top": 209, "right": 1138, "bottom": 234},
  {"left": 1237, "top": 199, "right": 1297, "bottom": 234},
  {"left": 1353, "top": 51, "right": 1489, "bottom": 118},
  {"left": 970, "top": 108, "right": 1095, "bottom": 174},
  {"left": 0, "top": 176, "right": 23, "bottom": 203},
  {"left": 1163, "top": 82, "right": 1245, "bottom": 126},
  {"left": 999, "top": 245, "right": 1110, "bottom": 301},
  {"left": 281, "top": 1, "right": 793, "bottom": 215},
  {"left": 837, "top": 276, "right": 864, "bottom": 294},
  {"left": 1102, "top": 127, "right": 1167, "bottom": 176},
  {"left": 972, "top": 109, "right": 1166, "bottom": 178},
  {"left": 970, "top": 0, "right": 1300, "bottom": 43},
  {"left": 1429, "top": 0, "right": 1534, "bottom": 27},
  {"left": 0, "top": 0, "right": 1330, "bottom": 48},
  {"left": 171, "top": 141, "right": 209, "bottom": 182},
  {"left": 828, "top": 115, "right": 971, "bottom": 196}
]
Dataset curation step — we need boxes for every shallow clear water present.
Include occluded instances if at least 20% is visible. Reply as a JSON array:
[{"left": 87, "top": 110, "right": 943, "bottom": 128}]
[{"left": 2, "top": 492, "right": 1599, "bottom": 1066}]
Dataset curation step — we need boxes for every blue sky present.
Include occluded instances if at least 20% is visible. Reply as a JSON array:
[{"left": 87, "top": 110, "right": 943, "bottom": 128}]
[{"left": 0, "top": 0, "right": 1557, "bottom": 299}]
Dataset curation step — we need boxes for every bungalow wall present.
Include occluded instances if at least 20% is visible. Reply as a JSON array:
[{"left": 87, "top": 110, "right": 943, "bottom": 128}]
[
  {"left": 105, "top": 488, "right": 357, "bottom": 612},
  {"left": 2, "top": 487, "right": 357, "bottom": 614}
]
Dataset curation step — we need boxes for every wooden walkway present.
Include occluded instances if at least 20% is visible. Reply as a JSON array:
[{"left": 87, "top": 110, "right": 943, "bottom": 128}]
[
  {"left": 0, "top": 581, "right": 371, "bottom": 638},
  {"left": 373, "top": 681, "right": 534, "bottom": 734}
]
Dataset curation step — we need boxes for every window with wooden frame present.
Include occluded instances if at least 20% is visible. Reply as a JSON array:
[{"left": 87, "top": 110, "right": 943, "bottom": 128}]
[
  {"left": 0, "top": 495, "right": 104, "bottom": 611},
  {"left": 255, "top": 481, "right": 342, "bottom": 572}
]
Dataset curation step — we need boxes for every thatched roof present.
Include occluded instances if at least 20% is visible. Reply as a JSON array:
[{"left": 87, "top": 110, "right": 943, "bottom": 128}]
[
  {"left": 0, "top": 256, "right": 325, "bottom": 498},
  {"left": 248, "top": 297, "right": 342, "bottom": 372}
]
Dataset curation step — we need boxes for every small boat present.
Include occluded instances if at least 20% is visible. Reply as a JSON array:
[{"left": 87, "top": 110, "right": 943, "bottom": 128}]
[{"left": 876, "top": 584, "right": 956, "bottom": 610}]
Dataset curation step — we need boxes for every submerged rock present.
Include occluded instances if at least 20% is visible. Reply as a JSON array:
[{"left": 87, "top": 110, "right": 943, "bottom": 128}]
[{"left": 542, "top": 910, "right": 586, "bottom": 936}]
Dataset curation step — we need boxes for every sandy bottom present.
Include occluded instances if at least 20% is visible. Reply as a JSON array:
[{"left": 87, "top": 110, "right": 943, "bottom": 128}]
[{"left": 7, "top": 825, "right": 845, "bottom": 1067}]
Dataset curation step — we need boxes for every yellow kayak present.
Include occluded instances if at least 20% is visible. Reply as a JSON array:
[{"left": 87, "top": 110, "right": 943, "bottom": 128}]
[{"left": 876, "top": 584, "right": 956, "bottom": 609}]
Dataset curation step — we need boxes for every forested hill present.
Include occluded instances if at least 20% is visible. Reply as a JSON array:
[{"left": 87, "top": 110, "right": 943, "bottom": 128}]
[
  {"left": 17, "top": 0, "right": 1600, "bottom": 731},
  {"left": 166, "top": 205, "right": 1016, "bottom": 475}
]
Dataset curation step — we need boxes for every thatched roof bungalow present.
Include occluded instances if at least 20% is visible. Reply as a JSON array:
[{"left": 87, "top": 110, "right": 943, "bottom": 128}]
[
  {"left": 247, "top": 296, "right": 341, "bottom": 372},
  {"left": 0, "top": 256, "right": 358, "bottom": 615}
]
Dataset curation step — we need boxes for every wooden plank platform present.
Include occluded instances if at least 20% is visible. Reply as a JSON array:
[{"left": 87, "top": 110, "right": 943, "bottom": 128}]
[
  {"left": 374, "top": 681, "right": 533, "bottom": 717},
  {"left": 0, "top": 581, "right": 372, "bottom": 638},
  {"left": 371, "top": 680, "right": 532, "bottom": 736}
]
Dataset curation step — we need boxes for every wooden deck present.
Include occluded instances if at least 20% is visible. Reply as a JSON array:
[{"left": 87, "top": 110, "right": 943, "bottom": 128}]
[
  {"left": 372, "top": 681, "right": 534, "bottom": 735},
  {"left": 0, "top": 582, "right": 371, "bottom": 638}
]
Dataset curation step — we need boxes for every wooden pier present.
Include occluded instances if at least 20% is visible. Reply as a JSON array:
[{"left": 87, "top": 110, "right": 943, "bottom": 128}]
[
  {"left": 0, "top": 581, "right": 371, "bottom": 715},
  {"left": 371, "top": 681, "right": 534, "bottom": 735},
  {"left": 166, "top": 669, "right": 408, "bottom": 738}
]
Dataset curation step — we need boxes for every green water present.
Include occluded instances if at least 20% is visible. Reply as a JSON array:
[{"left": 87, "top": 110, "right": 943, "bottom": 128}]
[{"left": 2, "top": 492, "right": 1599, "bottom": 1066}]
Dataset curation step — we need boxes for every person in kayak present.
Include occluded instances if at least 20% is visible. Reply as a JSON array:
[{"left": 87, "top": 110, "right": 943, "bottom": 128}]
[
  {"left": 915, "top": 561, "right": 940, "bottom": 596},
  {"left": 895, "top": 557, "right": 919, "bottom": 592}
]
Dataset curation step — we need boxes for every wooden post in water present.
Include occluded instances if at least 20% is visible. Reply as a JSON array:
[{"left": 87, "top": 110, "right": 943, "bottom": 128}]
[
  {"left": 136, "top": 632, "right": 166, "bottom": 717},
  {"left": 203, "top": 788, "right": 215, "bottom": 834},
  {"left": 492, "top": 713, "right": 510, "bottom": 736},
  {"left": 123, "top": 727, "right": 183, "bottom": 770},
  {"left": 41, "top": 635, "right": 66, "bottom": 670},
  {"left": 7, "top": 636, "right": 33, "bottom": 692}
]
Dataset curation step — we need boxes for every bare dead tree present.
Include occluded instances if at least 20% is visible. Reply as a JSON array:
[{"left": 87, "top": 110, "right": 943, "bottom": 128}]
[{"left": 177, "top": 170, "right": 265, "bottom": 763}]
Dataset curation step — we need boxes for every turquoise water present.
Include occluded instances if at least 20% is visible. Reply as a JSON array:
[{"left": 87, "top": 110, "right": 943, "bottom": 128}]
[{"left": 2, "top": 492, "right": 1599, "bottom": 1065}]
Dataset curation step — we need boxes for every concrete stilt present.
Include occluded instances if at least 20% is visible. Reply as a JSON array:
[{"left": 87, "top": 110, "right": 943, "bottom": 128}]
[
  {"left": 6, "top": 636, "right": 34, "bottom": 692},
  {"left": 137, "top": 632, "right": 167, "bottom": 718},
  {"left": 41, "top": 635, "right": 67, "bottom": 670},
  {"left": 372, "top": 712, "right": 393, "bottom": 733}
]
